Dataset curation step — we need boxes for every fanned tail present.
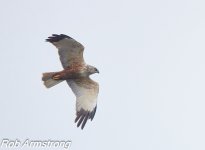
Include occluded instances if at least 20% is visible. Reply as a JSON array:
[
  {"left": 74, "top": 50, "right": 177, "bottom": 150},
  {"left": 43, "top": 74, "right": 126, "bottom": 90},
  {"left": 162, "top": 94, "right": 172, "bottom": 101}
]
[{"left": 42, "top": 72, "right": 63, "bottom": 88}]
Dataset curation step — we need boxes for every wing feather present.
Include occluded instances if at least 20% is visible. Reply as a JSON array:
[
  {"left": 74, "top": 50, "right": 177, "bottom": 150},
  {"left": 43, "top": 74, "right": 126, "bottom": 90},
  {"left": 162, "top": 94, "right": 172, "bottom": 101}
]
[
  {"left": 46, "top": 34, "right": 85, "bottom": 68},
  {"left": 67, "top": 78, "right": 99, "bottom": 129}
]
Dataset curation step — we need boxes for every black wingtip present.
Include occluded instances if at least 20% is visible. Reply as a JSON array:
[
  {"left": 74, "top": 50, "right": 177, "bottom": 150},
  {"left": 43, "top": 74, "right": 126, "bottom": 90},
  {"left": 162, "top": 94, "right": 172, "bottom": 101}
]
[
  {"left": 90, "top": 106, "right": 97, "bottom": 121},
  {"left": 45, "top": 34, "right": 72, "bottom": 43},
  {"left": 75, "top": 106, "right": 97, "bottom": 130}
]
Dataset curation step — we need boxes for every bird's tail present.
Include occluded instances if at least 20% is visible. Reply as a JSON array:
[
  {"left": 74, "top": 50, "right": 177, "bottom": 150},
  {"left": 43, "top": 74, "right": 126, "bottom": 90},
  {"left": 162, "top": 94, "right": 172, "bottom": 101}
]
[{"left": 42, "top": 72, "right": 63, "bottom": 88}]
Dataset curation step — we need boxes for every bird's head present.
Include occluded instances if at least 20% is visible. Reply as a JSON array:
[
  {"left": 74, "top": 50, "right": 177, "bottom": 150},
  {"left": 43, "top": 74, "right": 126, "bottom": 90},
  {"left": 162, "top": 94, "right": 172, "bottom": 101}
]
[{"left": 87, "top": 65, "right": 99, "bottom": 75}]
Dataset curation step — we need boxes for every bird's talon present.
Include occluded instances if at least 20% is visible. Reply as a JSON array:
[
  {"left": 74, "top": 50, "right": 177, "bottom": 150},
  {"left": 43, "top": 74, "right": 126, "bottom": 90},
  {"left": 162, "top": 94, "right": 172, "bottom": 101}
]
[{"left": 52, "top": 75, "right": 61, "bottom": 80}]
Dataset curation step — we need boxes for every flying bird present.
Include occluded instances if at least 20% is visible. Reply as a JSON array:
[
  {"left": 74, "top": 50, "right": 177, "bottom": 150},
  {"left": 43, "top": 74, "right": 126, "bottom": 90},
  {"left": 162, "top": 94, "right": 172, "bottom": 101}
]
[{"left": 42, "top": 34, "right": 99, "bottom": 129}]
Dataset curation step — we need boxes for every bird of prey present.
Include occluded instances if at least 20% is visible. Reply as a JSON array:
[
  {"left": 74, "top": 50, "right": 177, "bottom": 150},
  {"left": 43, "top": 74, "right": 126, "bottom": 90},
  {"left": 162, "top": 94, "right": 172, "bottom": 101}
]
[{"left": 42, "top": 34, "right": 99, "bottom": 129}]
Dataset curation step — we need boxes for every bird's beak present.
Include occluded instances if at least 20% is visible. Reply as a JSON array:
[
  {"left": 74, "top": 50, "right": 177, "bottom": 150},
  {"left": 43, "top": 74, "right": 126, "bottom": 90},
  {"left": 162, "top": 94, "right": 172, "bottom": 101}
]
[{"left": 96, "top": 69, "right": 99, "bottom": 73}]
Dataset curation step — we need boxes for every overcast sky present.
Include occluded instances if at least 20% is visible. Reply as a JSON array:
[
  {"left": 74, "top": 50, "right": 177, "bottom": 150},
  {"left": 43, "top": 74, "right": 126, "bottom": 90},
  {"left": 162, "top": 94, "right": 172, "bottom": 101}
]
[{"left": 0, "top": 0, "right": 205, "bottom": 150}]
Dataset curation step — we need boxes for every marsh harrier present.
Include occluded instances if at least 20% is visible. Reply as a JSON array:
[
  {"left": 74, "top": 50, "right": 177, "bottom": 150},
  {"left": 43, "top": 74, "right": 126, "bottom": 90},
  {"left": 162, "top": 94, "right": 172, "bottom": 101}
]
[{"left": 42, "top": 34, "right": 99, "bottom": 129}]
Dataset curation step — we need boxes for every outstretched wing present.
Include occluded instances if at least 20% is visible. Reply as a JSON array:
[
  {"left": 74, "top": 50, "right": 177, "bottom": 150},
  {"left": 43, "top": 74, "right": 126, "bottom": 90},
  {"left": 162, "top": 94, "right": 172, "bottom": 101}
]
[
  {"left": 46, "top": 34, "right": 85, "bottom": 68},
  {"left": 67, "top": 78, "right": 99, "bottom": 129}
]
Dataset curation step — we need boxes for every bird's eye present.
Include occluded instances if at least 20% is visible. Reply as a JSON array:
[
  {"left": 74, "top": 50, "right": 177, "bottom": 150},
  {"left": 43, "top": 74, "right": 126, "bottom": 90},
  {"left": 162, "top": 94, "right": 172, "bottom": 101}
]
[{"left": 95, "top": 68, "right": 99, "bottom": 73}]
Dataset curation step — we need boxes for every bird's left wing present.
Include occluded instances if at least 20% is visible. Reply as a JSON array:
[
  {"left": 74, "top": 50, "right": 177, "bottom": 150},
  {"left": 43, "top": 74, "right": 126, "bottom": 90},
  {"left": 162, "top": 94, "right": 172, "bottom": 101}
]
[
  {"left": 66, "top": 77, "right": 99, "bottom": 129},
  {"left": 46, "top": 34, "right": 85, "bottom": 69}
]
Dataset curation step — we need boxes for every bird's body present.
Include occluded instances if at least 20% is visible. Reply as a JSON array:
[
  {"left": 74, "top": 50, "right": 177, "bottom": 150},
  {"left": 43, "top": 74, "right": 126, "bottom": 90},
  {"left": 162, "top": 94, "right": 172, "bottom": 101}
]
[{"left": 42, "top": 34, "right": 99, "bottom": 129}]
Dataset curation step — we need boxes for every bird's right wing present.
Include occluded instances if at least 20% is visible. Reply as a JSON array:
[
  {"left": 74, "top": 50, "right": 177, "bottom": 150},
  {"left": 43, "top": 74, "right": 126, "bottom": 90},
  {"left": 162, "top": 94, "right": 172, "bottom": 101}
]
[
  {"left": 66, "top": 77, "right": 99, "bottom": 129},
  {"left": 46, "top": 34, "right": 85, "bottom": 68}
]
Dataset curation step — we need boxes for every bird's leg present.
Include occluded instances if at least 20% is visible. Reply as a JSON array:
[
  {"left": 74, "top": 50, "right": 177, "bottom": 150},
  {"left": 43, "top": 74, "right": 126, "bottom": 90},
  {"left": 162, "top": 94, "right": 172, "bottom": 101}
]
[
  {"left": 52, "top": 68, "right": 75, "bottom": 80},
  {"left": 52, "top": 71, "right": 66, "bottom": 80},
  {"left": 52, "top": 74, "right": 61, "bottom": 80}
]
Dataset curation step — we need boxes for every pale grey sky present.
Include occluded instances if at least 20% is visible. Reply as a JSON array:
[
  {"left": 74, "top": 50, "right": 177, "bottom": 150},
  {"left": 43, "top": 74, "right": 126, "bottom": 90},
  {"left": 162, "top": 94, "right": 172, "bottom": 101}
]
[{"left": 0, "top": 0, "right": 205, "bottom": 150}]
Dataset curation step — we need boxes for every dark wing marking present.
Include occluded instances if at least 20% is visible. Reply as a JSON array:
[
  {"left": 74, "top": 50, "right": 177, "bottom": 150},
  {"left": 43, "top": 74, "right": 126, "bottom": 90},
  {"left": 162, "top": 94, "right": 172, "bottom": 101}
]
[
  {"left": 46, "top": 34, "right": 72, "bottom": 43},
  {"left": 75, "top": 106, "right": 97, "bottom": 129},
  {"left": 89, "top": 106, "right": 97, "bottom": 121}
]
